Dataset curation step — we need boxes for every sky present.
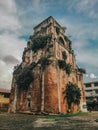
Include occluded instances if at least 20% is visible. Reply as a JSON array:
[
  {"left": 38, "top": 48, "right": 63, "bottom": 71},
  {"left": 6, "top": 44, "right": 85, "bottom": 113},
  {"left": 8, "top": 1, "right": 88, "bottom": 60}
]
[{"left": 0, "top": 0, "right": 98, "bottom": 89}]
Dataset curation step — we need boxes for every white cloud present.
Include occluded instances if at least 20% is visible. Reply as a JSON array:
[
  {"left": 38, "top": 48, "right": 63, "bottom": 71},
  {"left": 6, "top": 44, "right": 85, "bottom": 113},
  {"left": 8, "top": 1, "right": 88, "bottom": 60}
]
[
  {"left": 0, "top": 33, "right": 26, "bottom": 89},
  {"left": 58, "top": 17, "right": 98, "bottom": 44},
  {"left": 0, "top": 33, "right": 26, "bottom": 61},
  {"left": 0, "top": 60, "right": 12, "bottom": 89},
  {"left": 66, "top": 0, "right": 98, "bottom": 19},
  {"left": 0, "top": 0, "right": 17, "bottom": 13},
  {"left": 0, "top": 0, "right": 26, "bottom": 89},
  {"left": 76, "top": 49, "right": 98, "bottom": 67},
  {"left": 90, "top": 73, "right": 97, "bottom": 79},
  {"left": 84, "top": 73, "right": 98, "bottom": 83},
  {"left": 86, "top": 74, "right": 89, "bottom": 77},
  {"left": 0, "top": 0, "right": 21, "bottom": 33},
  {"left": 32, "top": 0, "right": 41, "bottom": 13}
]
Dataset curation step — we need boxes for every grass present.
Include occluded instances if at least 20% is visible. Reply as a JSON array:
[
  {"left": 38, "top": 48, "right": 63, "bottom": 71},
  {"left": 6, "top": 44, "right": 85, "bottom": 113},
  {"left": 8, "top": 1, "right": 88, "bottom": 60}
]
[
  {"left": 95, "top": 119, "right": 98, "bottom": 122},
  {"left": 41, "top": 111, "right": 89, "bottom": 121},
  {"left": 0, "top": 112, "right": 97, "bottom": 130}
]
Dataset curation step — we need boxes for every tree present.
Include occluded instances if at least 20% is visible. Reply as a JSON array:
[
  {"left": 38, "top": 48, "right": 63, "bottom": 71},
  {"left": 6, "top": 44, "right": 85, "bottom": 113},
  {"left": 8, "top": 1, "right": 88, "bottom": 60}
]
[{"left": 65, "top": 82, "right": 81, "bottom": 112}]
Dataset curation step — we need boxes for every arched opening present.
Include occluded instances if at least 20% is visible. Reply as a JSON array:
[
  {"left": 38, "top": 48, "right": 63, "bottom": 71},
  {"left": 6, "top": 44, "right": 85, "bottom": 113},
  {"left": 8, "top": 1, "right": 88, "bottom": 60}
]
[
  {"left": 58, "top": 37, "right": 65, "bottom": 46},
  {"left": 27, "top": 93, "right": 32, "bottom": 111}
]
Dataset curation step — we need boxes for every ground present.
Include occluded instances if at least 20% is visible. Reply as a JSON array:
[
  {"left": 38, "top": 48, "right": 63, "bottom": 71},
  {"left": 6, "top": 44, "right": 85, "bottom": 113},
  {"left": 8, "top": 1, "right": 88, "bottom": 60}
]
[{"left": 0, "top": 112, "right": 98, "bottom": 130}]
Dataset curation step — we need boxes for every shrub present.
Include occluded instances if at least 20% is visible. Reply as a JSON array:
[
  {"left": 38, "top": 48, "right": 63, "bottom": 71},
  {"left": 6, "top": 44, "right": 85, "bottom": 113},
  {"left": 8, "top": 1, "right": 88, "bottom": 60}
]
[
  {"left": 65, "top": 63, "right": 72, "bottom": 75},
  {"left": 66, "top": 82, "right": 81, "bottom": 110},
  {"left": 31, "top": 35, "right": 51, "bottom": 52},
  {"left": 40, "top": 53, "right": 53, "bottom": 70},
  {"left": 16, "top": 67, "right": 34, "bottom": 91},
  {"left": 58, "top": 60, "right": 72, "bottom": 75},
  {"left": 58, "top": 60, "right": 66, "bottom": 70}
]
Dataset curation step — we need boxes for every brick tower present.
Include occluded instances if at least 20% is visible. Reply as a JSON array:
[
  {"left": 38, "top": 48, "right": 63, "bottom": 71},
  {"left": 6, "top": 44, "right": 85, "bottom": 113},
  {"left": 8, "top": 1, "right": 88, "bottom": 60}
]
[{"left": 9, "top": 16, "right": 87, "bottom": 113}]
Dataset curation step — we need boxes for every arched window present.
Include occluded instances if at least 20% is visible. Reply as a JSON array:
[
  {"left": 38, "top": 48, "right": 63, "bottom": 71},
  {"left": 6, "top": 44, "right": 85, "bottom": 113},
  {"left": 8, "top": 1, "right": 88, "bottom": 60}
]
[{"left": 59, "top": 37, "right": 64, "bottom": 46}]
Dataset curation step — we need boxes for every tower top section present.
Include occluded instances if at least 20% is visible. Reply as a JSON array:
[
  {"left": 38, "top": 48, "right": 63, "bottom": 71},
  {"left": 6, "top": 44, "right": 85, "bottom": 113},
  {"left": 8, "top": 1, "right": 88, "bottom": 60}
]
[{"left": 33, "top": 16, "right": 66, "bottom": 35}]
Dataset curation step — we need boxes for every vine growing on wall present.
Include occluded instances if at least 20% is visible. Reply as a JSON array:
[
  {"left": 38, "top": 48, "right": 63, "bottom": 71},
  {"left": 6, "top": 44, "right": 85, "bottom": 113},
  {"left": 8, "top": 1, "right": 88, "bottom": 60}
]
[
  {"left": 62, "top": 51, "right": 67, "bottom": 60},
  {"left": 66, "top": 63, "right": 72, "bottom": 75},
  {"left": 58, "top": 51, "right": 72, "bottom": 75},
  {"left": 58, "top": 60, "right": 66, "bottom": 70},
  {"left": 40, "top": 53, "right": 53, "bottom": 70}
]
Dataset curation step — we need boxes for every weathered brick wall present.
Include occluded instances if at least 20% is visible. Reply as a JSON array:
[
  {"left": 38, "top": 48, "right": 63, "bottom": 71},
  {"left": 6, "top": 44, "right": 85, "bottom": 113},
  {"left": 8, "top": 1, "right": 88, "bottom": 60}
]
[
  {"left": 9, "top": 16, "right": 87, "bottom": 113},
  {"left": 44, "top": 64, "right": 59, "bottom": 113}
]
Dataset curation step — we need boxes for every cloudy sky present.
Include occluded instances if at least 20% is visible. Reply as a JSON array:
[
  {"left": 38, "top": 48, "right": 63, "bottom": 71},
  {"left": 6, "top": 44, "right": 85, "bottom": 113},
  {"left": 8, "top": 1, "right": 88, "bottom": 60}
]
[{"left": 0, "top": 0, "right": 98, "bottom": 89}]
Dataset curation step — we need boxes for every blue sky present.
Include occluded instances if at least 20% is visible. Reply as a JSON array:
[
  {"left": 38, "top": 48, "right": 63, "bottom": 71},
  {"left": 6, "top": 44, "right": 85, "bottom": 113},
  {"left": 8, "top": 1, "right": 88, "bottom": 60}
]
[{"left": 0, "top": 0, "right": 98, "bottom": 89}]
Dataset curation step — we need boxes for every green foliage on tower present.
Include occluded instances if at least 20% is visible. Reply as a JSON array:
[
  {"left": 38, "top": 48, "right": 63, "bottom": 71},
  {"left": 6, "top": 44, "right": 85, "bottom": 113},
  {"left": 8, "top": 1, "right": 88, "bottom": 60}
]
[
  {"left": 40, "top": 53, "right": 53, "bottom": 70},
  {"left": 31, "top": 35, "right": 51, "bottom": 52},
  {"left": 58, "top": 51, "right": 72, "bottom": 75},
  {"left": 16, "top": 67, "right": 34, "bottom": 91},
  {"left": 66, "top": 82, "right": 81, "bottom": 110}
]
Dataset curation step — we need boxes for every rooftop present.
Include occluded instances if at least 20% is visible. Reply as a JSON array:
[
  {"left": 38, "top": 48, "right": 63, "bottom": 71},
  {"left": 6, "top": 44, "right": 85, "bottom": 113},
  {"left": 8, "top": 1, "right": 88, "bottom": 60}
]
[
  {"left": 84, "top": 78, "right": 98, "bottom": 84},
  {"left": 0, "top": 88, "right": 10, "bottom": 93}
]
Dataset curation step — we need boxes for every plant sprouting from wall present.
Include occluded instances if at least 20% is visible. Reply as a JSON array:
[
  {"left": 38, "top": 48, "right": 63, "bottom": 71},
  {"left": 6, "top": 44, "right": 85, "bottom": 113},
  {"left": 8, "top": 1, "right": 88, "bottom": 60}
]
[
  {"left": 58, "top": 60, "right": 66, "bottom": 70},
  {"left": 58, "top": 51, "right": 72, "bottom": 74},
  {"left": 65, "top": 82, "right": 81, "bottom": 111},
  {"left": 40, "top": 53, "right": 53, "bottom": 70},
  {"left": 62, "top": 51, "right": 67, "bottom": 60},
  {"left": 16, "top": 67, "right": 34, "bottom": 91},
  {"left": 31, "top": 35, "right": 51, "bottom": 52},
  {"left": 66, "top": 63, "right": 72, "bottom": 75}
]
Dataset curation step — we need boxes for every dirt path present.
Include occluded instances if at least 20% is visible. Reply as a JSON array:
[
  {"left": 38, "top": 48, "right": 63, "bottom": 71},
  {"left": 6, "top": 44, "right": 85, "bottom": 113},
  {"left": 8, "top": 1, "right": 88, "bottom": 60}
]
[
  {"left": 33, "top": 112, "right": 98, "bottom": 130},
  {"left": 0, "top": 112, "right": 98, "bottom": 130}
]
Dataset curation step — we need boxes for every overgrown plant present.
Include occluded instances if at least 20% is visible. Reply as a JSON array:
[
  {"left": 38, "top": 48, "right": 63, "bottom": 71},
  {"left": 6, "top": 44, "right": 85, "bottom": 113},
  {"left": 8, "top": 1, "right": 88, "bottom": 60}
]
[
  {"left": 16, "top": 67, "right": 34, "bottom": 91},
  {"left": 58, "top": 59, "right": 72, "bottom": 75},
  {"left": 58, "top": 51, "right": 72, "bottom": 74},
  {"left": 58, "top": 60, "right": 66, "bottom": 70},
  {"left": 66, "top": 63, "right": 72, "bottom": 75},
  {"left": 66, "top": 82, "right": 81, "bottom": 112},
  {"left": 40, "top": 53, "right": 53, "bottom": 70},
  {"left": 62, "top": 51, "right": 67, "bottom": 60},
  {"left": 31, "top": 35, "right": 51, "bottom": 52}
]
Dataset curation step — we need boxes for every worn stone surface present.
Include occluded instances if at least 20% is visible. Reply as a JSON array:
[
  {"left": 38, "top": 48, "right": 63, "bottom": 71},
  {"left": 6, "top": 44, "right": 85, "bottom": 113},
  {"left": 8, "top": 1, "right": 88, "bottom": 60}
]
[{"left": 44, "top": 65, "right": 59, "bottom": 113}]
